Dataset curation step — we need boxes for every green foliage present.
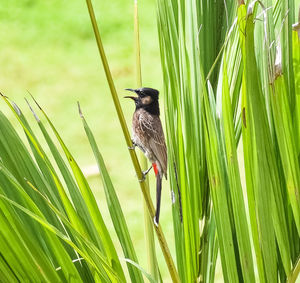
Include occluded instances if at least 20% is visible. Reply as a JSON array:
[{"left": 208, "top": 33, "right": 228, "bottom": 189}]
[
  {"left": 79, "top": 103, "right": 144, "bottom": 282},
  {"left": 157, "top": 0, "right": 300, "bottom": 282},
  {"left": 0, "top": 94, "right": 143, "bottom": 282}
]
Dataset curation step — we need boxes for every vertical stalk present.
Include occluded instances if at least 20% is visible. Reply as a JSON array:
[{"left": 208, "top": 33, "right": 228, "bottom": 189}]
[
  {"left": 134, "top": 0, "right": 142, "bottom": 88},
  {"left": 85, "top": 1, "right": 180, "bottom": 282},
  {"left": 134, "top": 0, "right": 160, "bottom": 281},
  {"left": 288, "top": 256, "right": 300, "bottom": 283}
]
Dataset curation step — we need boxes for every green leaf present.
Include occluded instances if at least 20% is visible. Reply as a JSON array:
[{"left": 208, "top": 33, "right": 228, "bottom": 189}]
[
  {"left": 79, "top": 105, "right": 144, "bottom": 283},
  {"left": 221, "top": 59, "right": 255, "bottom": 282}
]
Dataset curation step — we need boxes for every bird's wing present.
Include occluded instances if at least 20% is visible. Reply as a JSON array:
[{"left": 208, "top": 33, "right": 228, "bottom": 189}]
[{"left": 139, "top": 112, "right": 168, "bottom": 177}]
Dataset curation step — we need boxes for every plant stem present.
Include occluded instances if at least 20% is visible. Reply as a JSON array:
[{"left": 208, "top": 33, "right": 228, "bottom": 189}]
[
  {"left": 85, "top": 1, "right": 180, "bottom": 282},
  {"left": 288, "top": 256, "right": 300, "bottom": 283},
  {"left": 134, "top": 0, "right": 142, "bottom": 88}
]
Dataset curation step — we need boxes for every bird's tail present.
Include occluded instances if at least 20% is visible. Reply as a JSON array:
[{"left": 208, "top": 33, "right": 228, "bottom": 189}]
[{"left": 154, "top": 175, "right": 162, "bottom": 226}]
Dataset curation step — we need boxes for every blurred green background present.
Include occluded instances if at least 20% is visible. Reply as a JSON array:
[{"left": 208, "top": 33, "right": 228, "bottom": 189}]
[{"left": 0, "top": 0, "right": 178, "bottom": 281}]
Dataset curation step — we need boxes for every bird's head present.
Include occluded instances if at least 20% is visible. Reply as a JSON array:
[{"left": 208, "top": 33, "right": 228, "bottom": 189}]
[{"left": 124, "top": 87, "right": 160, "bottom": 115}]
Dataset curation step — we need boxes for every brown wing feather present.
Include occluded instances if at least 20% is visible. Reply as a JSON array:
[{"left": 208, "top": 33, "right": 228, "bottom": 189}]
[{"left": 139, "top": 111, "right": 168, "bottom": 178}]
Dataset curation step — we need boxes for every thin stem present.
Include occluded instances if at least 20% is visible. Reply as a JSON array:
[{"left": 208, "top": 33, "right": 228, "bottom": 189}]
[
  {"left": 288, "top": 257, "right": 300, "bottom": 283},
  {"left": 134, "top": 0, "right": 142, "bottom": 87},
  {"left": 85, "top": 1, "right": 180, "bottom": 282}
]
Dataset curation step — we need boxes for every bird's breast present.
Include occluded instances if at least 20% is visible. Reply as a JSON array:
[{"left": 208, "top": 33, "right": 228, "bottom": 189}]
[{"left": 132, "top": 109, "right": 147, "bottom": 149}]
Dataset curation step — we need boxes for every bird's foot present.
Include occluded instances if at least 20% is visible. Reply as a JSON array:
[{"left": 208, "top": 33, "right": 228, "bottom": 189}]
[
  {"left": 138, "top": 166, "right": 153, "bottom": 182},
  {"left": 128, "top": 140, "right": 136, "bottom": 150},
  {"left": 138, "top": 175, "right": 145, "bottom": 182},
  {"left": 142, "top": 165, "right": 152, "bottom": 176}
]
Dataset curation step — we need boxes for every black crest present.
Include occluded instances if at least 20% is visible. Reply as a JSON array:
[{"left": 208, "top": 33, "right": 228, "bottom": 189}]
[{"left": 136, "top": 87, "right": 159, "bottom": 100}]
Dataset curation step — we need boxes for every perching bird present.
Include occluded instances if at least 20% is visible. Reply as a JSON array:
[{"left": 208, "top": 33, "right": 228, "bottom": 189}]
[{"left": 125, "top": 87, "right": 167, "bottom": 225}]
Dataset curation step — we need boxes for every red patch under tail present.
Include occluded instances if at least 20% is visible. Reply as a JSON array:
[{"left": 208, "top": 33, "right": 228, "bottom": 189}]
[{"left": 152, "top": 163, "right": 158, "bottom": 176}]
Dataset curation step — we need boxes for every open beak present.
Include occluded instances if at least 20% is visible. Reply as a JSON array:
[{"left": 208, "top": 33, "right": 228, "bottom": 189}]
[
  {"left": 125, "top": 88, "right": 136, "bottom": 92},
  {"left": 124, "top": 96, "right": 137, "bottom": 101},
  {"left": 124, "top": 88, "right": 138, "bottom": 100}
]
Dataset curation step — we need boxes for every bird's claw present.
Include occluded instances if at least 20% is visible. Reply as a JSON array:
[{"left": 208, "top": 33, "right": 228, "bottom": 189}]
[
  {"left": 138, "top": 165, "right": 153, "bottom": 182},
  {"left": 138, "top": 175, "right": 146, "bottom": 183},
  {"left": 139, "top": 166, "right": 152, "bottom": 183},
  {"left": 128, "top": 140, "right": 136, "bottom": 150}
]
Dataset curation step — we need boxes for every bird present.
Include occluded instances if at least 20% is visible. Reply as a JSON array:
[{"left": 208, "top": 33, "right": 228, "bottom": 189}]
[{"left": 125, "top": 87, "right": 167, "bottom": 226}]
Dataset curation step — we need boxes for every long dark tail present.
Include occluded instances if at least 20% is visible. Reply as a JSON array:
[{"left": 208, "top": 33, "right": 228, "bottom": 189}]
[{"left": 155, "top": 175, "right": 162, "bottom": 225}]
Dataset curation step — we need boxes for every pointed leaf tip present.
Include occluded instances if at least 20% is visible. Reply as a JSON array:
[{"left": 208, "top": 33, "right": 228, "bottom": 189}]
[
  {"left": 25, "top": 98, "right": 40, "bottom": 122},
  {"left": 77, "top": 102, "right": 84, "bottom": 119},
  {"left": 0, "top": 92, "right": 8, "bottom": 99},
  {"left": 12, "top": 102, "right": 21, "bottom": 116},
  {"left": 28, "top": 92, "right": 42, "bottom": 110}
]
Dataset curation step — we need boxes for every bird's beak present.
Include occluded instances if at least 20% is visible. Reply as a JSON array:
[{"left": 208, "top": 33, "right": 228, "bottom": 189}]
[
  {"left": 125, "top": 88, "right": 136, "bottom": 93},
  {"left": 124, "top": 96, "right": 137, "bottom": 101},
  {"left": 124, "top": 88, "right": 138, "bottom": 100}
]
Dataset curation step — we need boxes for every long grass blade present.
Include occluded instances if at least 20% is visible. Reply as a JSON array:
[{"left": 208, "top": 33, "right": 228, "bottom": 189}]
[{"left": 79, "top": 104, "right": 144, "bottom": 282}]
